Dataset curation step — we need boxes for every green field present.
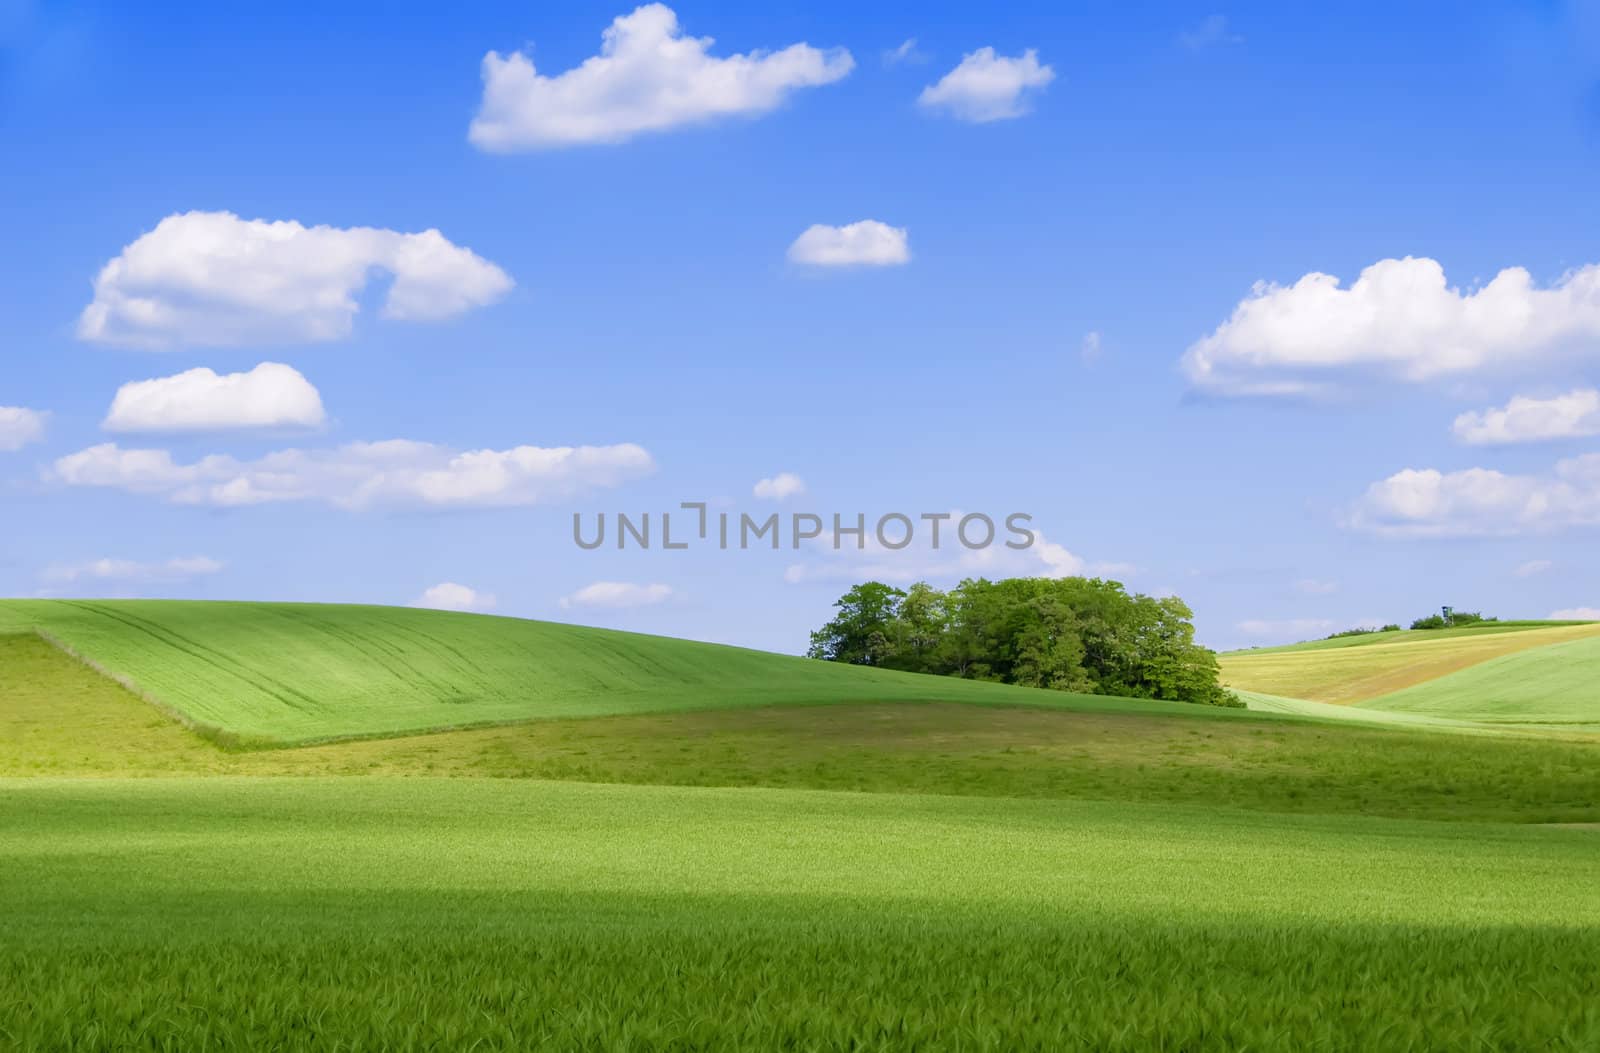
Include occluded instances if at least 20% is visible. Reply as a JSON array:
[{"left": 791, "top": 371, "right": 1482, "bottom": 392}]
[
  {"left": 6, "top": 631, "right": 1597, "bottom": 823},
  {"left": 3, "top": 599, "right": 1598, "bottom": 1049},
  {"left": 1221, "top": 619, "right": 1600, "bottom": 732},
  {"left": 3, "top": 777, "right": 1597, "bottom": 1050},
  {"left": 1354, "top": 633, "right": 1600, "bottom": 726},
  {"left": 0, "top": 599, "right": 1207, "bottom": 745}
]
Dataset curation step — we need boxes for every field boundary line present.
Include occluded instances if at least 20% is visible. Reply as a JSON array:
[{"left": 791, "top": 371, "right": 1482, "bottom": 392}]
[{"left": 30, "top": 628, "right": 253, "bottom": 750}]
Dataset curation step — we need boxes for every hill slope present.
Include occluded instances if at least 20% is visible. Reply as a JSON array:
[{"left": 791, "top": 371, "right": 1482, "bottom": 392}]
[
  {"left": 1357, "top": 633, "right": 1600, "bottom": 727},
  {"left": 0, "top": 599, "right": 1229, "bottom": 746},
  {"left": 1218, "top": 621, "right": 1600, "bottom": 705},
  {"left": 8, "top": 631, "right": 1598, "bottom": 821}
]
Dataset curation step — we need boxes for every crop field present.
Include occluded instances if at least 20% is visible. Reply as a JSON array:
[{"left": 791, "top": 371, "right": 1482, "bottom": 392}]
[
  {"left": 1353, "top": 633, "right": 1600, "bottom": 727},
  {"left": 3, "top": 777, "right": 1598, "bottom": 1051},
  {"left": 0, "top": 599, "right": 1208, "bottom": 745},
  {"left": 6, "top": 631, "right": 1599, "bottom": 823},
  {"left": 1220, "top": 620, "right": 1600, "bottom": 725},
  {"left": 3, "top": 600, "right": 1598, "bottom": 1050}
]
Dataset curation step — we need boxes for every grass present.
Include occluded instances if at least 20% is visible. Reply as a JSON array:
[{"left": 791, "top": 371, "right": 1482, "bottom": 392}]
[
  {"left": 1232, "top": 687, "right": 1513, "bottom": 731},
  {"left": 0, "top": 600, "right": 1247, "bottom": 745},
  {"left": 1218, "top": 620, "right": 1600, "bottom": 706},
  {"left": 6, "top": 600, "right": 1599, "bottom": 1049},
  {"left": 1, "top": 776, "right": 1597, "bottom": 1050},
  {"left": 7, "top": 631, "right": 1597, "bottom": 822},
  {"left": 1358, "top": 632, "right": 1600, "bottom": 727}
]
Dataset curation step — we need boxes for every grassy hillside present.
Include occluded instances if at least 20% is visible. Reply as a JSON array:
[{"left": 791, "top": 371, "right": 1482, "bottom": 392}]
[
  {"left": 6, "top": 632, "right": 1597, "bottom": 822},
  {"left": 5, "top": 602, "right": 1599, "bottom": 1048},
  {"left": 1358, "top": 633, "right": 1600, "bottom": 727},
  {"left": 0, "top": 599, "right": 1218, "bottom": 746},
  {"left": 1218, "top": 620, "right": 1600, "bottom": 705},
  {"left": 3, "top": 776, "right": 1597, "bottom": 1050}
]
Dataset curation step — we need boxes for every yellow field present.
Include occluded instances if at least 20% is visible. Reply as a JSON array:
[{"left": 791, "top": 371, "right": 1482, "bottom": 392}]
[{"left": 1219, "top": 622, "right": 1600, "bottom": 704}]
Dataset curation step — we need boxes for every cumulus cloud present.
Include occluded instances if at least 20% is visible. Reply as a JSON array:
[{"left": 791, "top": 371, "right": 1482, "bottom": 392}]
[
  {"left": 78, "top": 211, "right": 513, "bottom": 349},
  {"left": 0, "top": 406, "right": 47, "bottom": 451},
  {"left": 1347, "top": 453, "right": 1600, "bottom": 536},
  {"left": 469, "top": 4, "right": 853, "bottom": 150},
  {"left": 1453, "top": 389, "right": 1600, "bottom": 445},
  {"left": 1515, "top": 559, "right": 1553, "bottom": 577},
  {"left": 1183, "top": 257, "right": 1600, "bottom": 396},
  {"left": 42, "top": 555, "right": 223, "bottom": 584},
  {"left": 560, "top": 581, "right": 673, "bottom": 608},
  {"left": 787, "top": 221, "right": 909, "bottom": 267},
  {"left": 918, "top": 47, "right": 1054, "bottom": 122},
  {"left": 102, "top": 362, "right": 326, "bottom": 433},
  {"left": 1237, "top": 618, "right": 1336, "bottom": 638},
  {"left": 752, "top": 472, "right": 805, "bottom": 500},
  {"left": 414, "top": 582, "right": 497, "bottom": 612},
  {"left": 49, "top": 439, "right": 653, "bottom": 510},
  {"left": 1551, "top": 606, "right": 1600, "bottom": 620}
]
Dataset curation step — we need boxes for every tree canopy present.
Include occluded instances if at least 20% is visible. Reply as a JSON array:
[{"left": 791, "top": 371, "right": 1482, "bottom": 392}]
[{"left": 807, "top": 577, "right": 1240, "bottom": 708}]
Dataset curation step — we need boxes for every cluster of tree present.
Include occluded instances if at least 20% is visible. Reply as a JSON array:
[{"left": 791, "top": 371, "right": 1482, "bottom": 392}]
[
  {"left": 1410, "top": 610, "right": 1496, "bottom": 630},
  {"left": 806, "top": 577, "right": 1241, "bottom": 708}
]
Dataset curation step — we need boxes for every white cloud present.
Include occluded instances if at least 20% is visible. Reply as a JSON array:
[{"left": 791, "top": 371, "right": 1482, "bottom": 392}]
[
  {"left": 1347, "top": 453, "right": 1600, "bottom": 537},
  {"left": 787, "top": 221, "right": 909, "bottom": 267},
  {"left": 102, "top": 362, "right": 326, "bottom": 433},
  {"left": 781, "top": 516, "right": 1131, "bottom": 586},
  {"left": 1551, "top": 606, "right": 1600, "bottom": 620},
  {"left": 1180, "top": 15, "right": 1243, "bottom": 50},
  {"left": 469, "top": 4, "right": 853, "bottom": 150},
  {"left": 1080, "top": 331, "right": 1103, "bottom": 364},
  {"left": 78, "top": 211, "right": 513, "bottom": 349},
  {"left": 753, "top": 471, "right": 806, "bottom": 500},
  {"left": 414, "top": 582, "right": 497, "bottom": 612},
  {"left": 918, "top": 47, "right": 1054, "bottom": 122},
  {"left": 50, "top": 439, "right": 653, "bottom": 510},
  {"left": 1237, "top": 618, "right": 1336, "bottom": 638},
  {"left": 1453, "top": 389, "right": 1600, "bottom": 445},
  {"left": 1294, "top": 578, "right": 1339, "bottom": 595},
  {"left": 560, "top": 581, "right": 673, "bottom": 608},
  {"left": 42, "top": 555, "right": 223, "bottom": 584},
  {"left": 0, "top": 406, "right": 47, "bottom": 451},
  {"left": 883, "top": 38, "right": 923, "bottom": 66},
  {"left": 1515, "top": 559, "right": 1553, "bottom": 577},
  {"left": 1183, "top": 257, "right": 1600, "bottom": 396}
]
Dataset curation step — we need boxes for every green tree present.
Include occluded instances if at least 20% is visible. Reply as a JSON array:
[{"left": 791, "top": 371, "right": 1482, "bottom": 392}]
[
  {"left": 883, "top": 582, "right": 949, "bottom": 674},
  {"left": 806, "top": 575, "right": 1238, "bottom": 707},
  {"left": 1011, "top": 595, "right": 1091, "bottom": 692},
  {"left": 806, "top": 582, "right": 906, "bottom": 666}
]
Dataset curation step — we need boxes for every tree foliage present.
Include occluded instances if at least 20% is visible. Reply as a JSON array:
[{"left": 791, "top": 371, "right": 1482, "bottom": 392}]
[
  {"left": 807, "top": 577, "right": 1241, "bottom": 707},
  {"left": 1410, "top": 610, "right": 1496, "bottom": 630}
]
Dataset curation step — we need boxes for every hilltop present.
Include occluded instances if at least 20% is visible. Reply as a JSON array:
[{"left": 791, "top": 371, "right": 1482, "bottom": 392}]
[{"left": 0, "top": 598, "right": 1235, "bottom": 747}]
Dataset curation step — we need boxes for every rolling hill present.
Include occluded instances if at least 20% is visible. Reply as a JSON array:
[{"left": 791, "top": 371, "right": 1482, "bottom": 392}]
[
  {"left": 1355, "top": 633, "right": 1600, "bottom": 726},
  {"left": 1221, "top": 620, "right": 1600, "bottom": 732},
  {"left": 5, "top": 598, "right": 1598, "bottom": 1048},
  {"left": 0, "top": 598, "right": 1237, "bottom": 746},
  {"left": 5, "top": 601, "right": 1598, "bottom": 824}
]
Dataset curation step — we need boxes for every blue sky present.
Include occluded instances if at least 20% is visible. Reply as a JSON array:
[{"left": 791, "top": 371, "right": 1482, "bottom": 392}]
[{"left": 4, "top": 0, "right": 1600, "bottom": 652}]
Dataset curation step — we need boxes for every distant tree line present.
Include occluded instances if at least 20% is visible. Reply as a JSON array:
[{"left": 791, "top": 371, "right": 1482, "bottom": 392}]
[
  {"left": 1324, "top": 624, "right": 1402, "bottom": 640},
  {"left": 1409, "top": 610, "right": 1496, "bottom": 630},
  {"left": 806, "top": 577, "right": 1242, "bottom": 708},
  {"left": 1323, "top": 610, "right": 1500, "bottom": 639}
]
